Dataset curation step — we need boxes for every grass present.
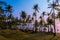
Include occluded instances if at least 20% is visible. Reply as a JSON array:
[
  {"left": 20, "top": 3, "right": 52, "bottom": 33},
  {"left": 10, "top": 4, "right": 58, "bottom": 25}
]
[{"left": 0, "top": 29, "right": 60, "bottom": 40}]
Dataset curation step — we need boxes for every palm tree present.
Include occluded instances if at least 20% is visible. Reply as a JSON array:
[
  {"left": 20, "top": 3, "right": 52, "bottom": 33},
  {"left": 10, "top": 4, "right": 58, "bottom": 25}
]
[
  {"left": 0, "top": 1, "right": 7, "bottom": 29},
  {"left": 25, "top": 15, "right": 32, "bottom": 31},
  {"left": 21, "top": 11, "right": 27, "bottom": 23},
  {"left": 39, "top": 16, "right": 43, "bottom": 32},
  {"left": 5, "top": 5, "right": 12, "bottom": 13},
  {"left": 5, "top": 5, "right": 13, "bottom": 29},
  {"left": 0, "top": 1, "right": 13, "bottom": 29},
  {"left": 47, "top": 13, "right": 50, "bottom": 33},
  {"left": 5, "top": 5, "right": 12, "bottom": 20},
  {"left": 47, "top": 15, "right": 54, "bottom": 33},
  {"left": 42, "top": 12, "right": 46, "bottom": 26},
  {"left": 7, "top": 13, "right": 15, "bottom": 29},
  {"left": 39, "top": 12, "right": 46, "bottom": 32},
  {"left": 0, "top": 5, "right": 6, "bottom": 29},
  {"left": 34, "top": 20, "right": 39, "bottom": 32},
  {"left": 47, "top": 0, "right": 60, "bottom": 36},
  {"left": 33, "top": 4, "right": 39, "bottom": 21},
  {"left": 20, "top": 11, "right": 27, "bottom": 30},
  {"left": 33, "top": 4, "right": 39, "bottom": 32}
]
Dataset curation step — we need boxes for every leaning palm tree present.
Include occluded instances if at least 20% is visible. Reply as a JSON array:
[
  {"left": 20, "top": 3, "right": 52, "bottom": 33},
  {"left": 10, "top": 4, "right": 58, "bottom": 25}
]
[{"left": 33, "top": 4, "right": 39, "bottom": 32}]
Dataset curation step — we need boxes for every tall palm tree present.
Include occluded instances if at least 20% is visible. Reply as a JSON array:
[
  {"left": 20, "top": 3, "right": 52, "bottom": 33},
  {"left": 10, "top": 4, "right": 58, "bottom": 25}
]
[
  {"left": 20, "top": 11, "right": 27, "bottom": 30},
  {"left": 47, "top": 0, "right": 60, "bottom": 36},
  {"left": 33, "top": 4, "right": 39, "bottom": 21},
  {"left": 39, "top": 12, "right": 46, "bottom": 32},
  {"left": 5, "top": 4, "right": 12, "bottom": 20},
  {"left": 25, "top": 15, "right": 32, "bottom": 31},
  {"left": 42, "top": 12, "right": 46, "bottom": 26},
  {"left": 21, "top": 11, "right": 27, "bottom": 23},
  {"left": 0, "top": 1, "right": 13, "bottom": 29},
  {"left": 5, "top": 5, "right": 13, "bottom": 29},
  {"left": 39, "top": 16, "right": 43, "bottom": 31},
  {"left": 33, "top": 4, "right": 39, "bottom": 32},
  {"left": 47, "top": 13, "right": 50, "bottom": 33},
  {"left": 34, "top": 20, "right": 39, "bottom": 32},
  {"left": 7, "top": 13, "right": 14, "bottom": 29},
  {"left": 47, "top": 13, "right": 54, "bottom": 33}
]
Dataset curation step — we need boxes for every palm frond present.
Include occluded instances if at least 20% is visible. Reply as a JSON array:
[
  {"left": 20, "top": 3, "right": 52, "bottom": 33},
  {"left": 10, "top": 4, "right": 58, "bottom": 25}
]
[
  {"left": 47, "top": 0, "right": 50, "bottom": 2},
  {"left": 55, "top": 8, "right": 60, "bottom": 11}
]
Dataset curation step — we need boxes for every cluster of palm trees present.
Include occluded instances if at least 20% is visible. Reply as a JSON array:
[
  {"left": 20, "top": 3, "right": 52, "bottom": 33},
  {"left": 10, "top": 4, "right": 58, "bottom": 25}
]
[
  {"left": 0, "top": 1, "right": 16, "bottom": 29},
  {"left": 0, "top": 0, "right": 60, "bottom": 36}
]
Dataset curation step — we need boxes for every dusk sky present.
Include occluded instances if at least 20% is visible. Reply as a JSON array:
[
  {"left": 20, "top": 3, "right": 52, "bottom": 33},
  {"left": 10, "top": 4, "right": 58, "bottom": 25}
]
[{"left": 0, "top": 0, "right": 52, "bottom": 18}]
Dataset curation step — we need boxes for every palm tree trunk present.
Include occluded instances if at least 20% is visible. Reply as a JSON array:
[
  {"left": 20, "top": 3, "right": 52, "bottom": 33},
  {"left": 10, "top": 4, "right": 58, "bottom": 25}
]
[
  {"left": 39, "top": 26, "right": 41, "bottom": 32},
  {"left": 35, "top": 11, "right": 37, "bottom": 32},
  {"left": 53, "top": 7, "right": 56, "bottom": 36},
  {"left": 50, "top": 25, "right": 51, "bottom": 33},
  {"left": 48, "top": 25, "right": 49, "bottom": 33},
  {"left": 54, "top": 22, "right": 56, "bottom": 36}
]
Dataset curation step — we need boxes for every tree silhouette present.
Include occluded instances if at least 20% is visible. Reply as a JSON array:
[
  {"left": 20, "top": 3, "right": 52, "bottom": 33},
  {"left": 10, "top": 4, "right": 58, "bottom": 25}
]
[
  {"left": 33, "top": 4, "right": 39, "bottom": 32},
  {"left": 0, "top": 1, "right": 13, "bottom": 29},
  {"left": 0, "top": 2, "right": 6, "bottom": 29},
  {"left": 47, "top": 14, "right": 54, "bottom": 33},
  {"left": 5, "top": 4, "right": 13, "bottom": 29},
  {"left": 34, "top": 20, "right": 39, "bottom": 32},
  {"left": 41, "top": 12, "right": 46, "bottom": 26},
  {"left": 20, "top": 11, "right": 27, "bottom": 30},
  {"left": 47, "top": 0, "right": 60, "bottom": 36},
  {"left": 39, "top": 16, "right": 43, "bottom": 31}
]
